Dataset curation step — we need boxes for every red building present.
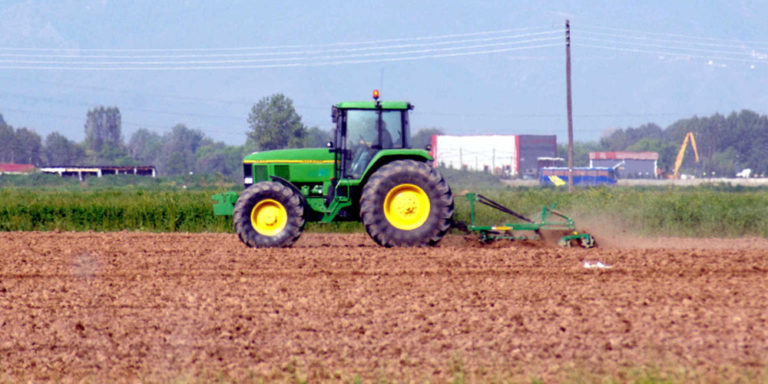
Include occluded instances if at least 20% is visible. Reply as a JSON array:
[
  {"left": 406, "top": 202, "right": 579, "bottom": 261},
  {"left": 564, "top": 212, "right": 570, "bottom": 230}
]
[{"left": 0, "top": 163, "right": 35, "bottom": 174}]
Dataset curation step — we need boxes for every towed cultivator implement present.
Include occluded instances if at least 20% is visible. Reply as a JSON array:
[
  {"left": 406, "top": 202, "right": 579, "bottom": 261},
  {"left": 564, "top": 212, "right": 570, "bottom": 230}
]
[{"left": 463, "top": 193, "right": 596, "bottom": 248}]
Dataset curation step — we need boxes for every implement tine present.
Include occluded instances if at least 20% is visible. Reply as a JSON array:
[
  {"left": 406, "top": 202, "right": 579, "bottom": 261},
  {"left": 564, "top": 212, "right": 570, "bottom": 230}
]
[
  {"left": 548, "top": 208, "right": 568, "bottom": 219},
  {"left": 476, "top": 194, "right": 534, "bottom": 223}
]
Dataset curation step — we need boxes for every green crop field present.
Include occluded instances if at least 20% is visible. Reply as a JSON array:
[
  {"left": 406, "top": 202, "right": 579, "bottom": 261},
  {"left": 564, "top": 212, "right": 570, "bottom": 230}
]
[
  {"left": 2, "top": 172, "right": 768, "bottom": 237},
  {"left": 0, "top": 189, "right": 231, "bottom": 232}
]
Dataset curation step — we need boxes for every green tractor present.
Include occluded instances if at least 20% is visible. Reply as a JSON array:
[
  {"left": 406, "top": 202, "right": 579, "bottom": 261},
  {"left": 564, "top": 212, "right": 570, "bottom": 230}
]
[{"left": 212, "top": 90, "right": 454, "bottom": 248}]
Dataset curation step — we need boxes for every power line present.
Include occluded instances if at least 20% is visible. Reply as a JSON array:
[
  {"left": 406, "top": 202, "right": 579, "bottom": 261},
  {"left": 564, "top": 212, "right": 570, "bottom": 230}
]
[
  {"left": 584, "top": 25, "right": 768, "bottom": 48},
  {"left": 3, "top": 22, "right": 762, "bottom": 142},
  {"left": 0, "top": 42, "right": 562, "bottom": 71},
  {"left": 0, "top": 30, "right": 560, "bottom": 59},
  {"left": 578, "top": 43, "right": 766, "bottom": 65},
  {"left": 0, "top": 26, "right": 553, "bottom": 53},
  {"left": 0, "top": 39, "right": 562, "bottom": 70},
  {"left": 573, "top": 25, "right": 768, "bottom": 66},
  {"left": 0, "top": 36, "right": 561, "bottom": 66},
  {"left": 579, "top": 36, "right": 760, "bottom": 59},
  {"left": 579, "top": 29, "right": 768, "bottom": 51}
]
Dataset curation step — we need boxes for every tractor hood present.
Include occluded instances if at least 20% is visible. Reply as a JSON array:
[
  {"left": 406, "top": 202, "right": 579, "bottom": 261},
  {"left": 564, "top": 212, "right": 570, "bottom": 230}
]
[
  {"left": 243, "top": 148, "right": 334, "bottom": 164},
  {"left": 243, "top": 148, "right": 335, "bottom": 186}
]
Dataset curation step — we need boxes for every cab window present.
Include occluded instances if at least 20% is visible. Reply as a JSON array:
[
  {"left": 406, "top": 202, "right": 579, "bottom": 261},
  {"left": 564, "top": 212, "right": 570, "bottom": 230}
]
[{"left": 344, "top": 109, "right": 404, "bottom": 178}]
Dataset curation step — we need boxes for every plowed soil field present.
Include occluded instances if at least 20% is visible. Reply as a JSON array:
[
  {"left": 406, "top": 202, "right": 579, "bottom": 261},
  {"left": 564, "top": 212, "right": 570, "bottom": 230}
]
[{"left": 2, "top": 232, "right": 768, "bottom": 383}]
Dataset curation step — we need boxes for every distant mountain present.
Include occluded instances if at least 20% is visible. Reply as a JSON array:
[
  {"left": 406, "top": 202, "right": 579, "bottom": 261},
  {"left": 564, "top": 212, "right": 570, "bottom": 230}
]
[{"left": 0, "top": 1, "right": 74, "bottom": 48}]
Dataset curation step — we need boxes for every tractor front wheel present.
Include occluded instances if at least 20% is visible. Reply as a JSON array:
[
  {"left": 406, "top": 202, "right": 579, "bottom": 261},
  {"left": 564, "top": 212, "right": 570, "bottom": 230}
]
[
  {"left": 233, "top": 181, "right": 305, "bottom": 248},
  {"left": 360, "top": 160, "right": 454, "bottom": 247}
]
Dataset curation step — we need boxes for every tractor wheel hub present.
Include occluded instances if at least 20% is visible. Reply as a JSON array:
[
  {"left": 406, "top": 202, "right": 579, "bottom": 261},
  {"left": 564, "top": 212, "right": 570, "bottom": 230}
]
[
  {"left": 250, "top": 199, "right": 288, "bottom": 236},
  {"left": 383, "top": 184, "right": 430, "bottom": 231}
]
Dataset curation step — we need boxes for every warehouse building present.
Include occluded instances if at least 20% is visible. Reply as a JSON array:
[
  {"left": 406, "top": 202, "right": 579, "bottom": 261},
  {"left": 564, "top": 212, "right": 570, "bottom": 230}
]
[
  {"left": 430, "top": 134, "right": 557, "bottom": 178},
  {"left": 589, "top": 152, "right": 659, "bottom": 179},
  {"left": 518, "top": 135, "right": 558, "bottom": 179}
]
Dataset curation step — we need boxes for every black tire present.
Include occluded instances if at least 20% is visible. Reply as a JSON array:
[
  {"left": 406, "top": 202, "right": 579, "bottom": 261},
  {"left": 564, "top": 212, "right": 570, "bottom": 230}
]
[
  {"left": 360, "top": 160, "right": 454, "bottom": 247},
  {"left": 580, "top": 236, "right": 597, "bottom": 249},
  {"left": 233, "top": 181, "right": 304, "bottom": 248}
]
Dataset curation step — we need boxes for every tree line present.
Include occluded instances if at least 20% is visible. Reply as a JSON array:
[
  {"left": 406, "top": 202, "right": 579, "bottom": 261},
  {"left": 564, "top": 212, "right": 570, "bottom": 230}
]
[
  {"left": 0, "top": 94, "right": 331, "bottom": 179},
  {"left": 559, "top": 110, "right": 768, "bottom": 177},
  {"left": 3, "top": 93, "right": 766, "bottom": 179}
]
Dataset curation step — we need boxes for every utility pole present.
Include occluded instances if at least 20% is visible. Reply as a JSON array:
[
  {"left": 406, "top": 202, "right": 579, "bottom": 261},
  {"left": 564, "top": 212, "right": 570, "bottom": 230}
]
[
  {"left": 565, "top": 19, "right": 574, "bottom": 193},
  {"left": 492, "top": 148, "right": 496, "bottom": 174}
]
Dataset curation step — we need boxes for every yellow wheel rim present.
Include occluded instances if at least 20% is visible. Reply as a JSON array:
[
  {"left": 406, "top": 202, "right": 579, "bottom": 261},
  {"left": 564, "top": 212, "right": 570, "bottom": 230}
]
[
  {"left": 383, "top": 184, "right": 430, "bottom": 230},
  {"left": 250, "top": 199, "right": 287, "bottom": 236}
]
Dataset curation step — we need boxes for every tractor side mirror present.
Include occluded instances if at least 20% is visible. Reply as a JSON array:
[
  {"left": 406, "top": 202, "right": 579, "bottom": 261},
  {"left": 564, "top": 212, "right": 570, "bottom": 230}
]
[
  {"left": 425, "top": 144, "right": 432, "bottom": 151},
  {"left": 331, "top": 106, "right": 338, "bottom": 122}
]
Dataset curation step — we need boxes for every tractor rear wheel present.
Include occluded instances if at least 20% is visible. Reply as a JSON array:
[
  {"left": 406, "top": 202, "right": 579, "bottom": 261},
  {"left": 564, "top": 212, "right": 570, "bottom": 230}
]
[
  {"left": 233, "top": 181, "right": 305, "bottom": 248},
  {"left": 360, "top": 160, "right": 454, "bottom": 247}
]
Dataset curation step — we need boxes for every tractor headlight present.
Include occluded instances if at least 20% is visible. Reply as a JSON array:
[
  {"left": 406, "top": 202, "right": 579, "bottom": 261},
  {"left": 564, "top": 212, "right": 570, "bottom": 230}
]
[{"left": 243, "top": 163, "right": 254, "bottom": 188}]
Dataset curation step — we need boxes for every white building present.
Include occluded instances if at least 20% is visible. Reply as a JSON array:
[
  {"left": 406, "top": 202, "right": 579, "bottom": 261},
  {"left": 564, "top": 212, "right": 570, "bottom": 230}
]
[{"left": 431, "top": 135, "right": 519, "bottom": 176}]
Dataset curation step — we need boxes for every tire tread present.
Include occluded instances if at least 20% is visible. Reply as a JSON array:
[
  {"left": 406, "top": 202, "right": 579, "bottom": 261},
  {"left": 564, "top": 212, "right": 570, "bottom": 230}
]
[
  {"left": 360, "top": 160, "right": 453, "bottom": 247},
  {"left": 232, "top": 182, "right": 305, "bottom": 248}
]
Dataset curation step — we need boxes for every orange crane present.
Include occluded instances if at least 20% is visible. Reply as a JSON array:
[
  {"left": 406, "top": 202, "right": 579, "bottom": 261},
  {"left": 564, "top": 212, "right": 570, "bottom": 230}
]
[{"left": 672, "top": 132, "right": 700, "bottom": 178}]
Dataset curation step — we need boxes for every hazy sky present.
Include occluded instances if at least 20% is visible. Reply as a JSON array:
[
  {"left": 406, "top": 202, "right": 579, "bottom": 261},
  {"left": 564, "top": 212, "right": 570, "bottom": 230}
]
[{"left": 0, "top": 0, "right": 766, "bottom": 145}]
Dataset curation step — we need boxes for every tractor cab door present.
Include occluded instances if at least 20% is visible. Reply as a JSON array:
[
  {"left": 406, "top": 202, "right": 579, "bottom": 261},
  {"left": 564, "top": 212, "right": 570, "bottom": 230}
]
[{"left": 341, "top": 109, "right": 406, "bottom": 180}]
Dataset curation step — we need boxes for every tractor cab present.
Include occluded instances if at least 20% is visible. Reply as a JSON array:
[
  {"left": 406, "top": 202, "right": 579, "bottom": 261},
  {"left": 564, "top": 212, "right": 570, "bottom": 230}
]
[{"left": 331, "top": 90, "right": 413, "bottom": 180}]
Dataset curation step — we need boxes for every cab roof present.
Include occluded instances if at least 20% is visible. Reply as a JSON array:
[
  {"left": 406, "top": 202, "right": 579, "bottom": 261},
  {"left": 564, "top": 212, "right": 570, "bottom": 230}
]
[{"left": 335, "top": 101, "right": 412, "bottom": 110}]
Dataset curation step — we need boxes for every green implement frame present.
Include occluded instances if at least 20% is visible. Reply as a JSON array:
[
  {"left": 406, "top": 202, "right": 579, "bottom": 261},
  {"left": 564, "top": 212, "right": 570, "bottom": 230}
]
[{"left": 464, "top": 193, "right": 596, "bottom": 248}]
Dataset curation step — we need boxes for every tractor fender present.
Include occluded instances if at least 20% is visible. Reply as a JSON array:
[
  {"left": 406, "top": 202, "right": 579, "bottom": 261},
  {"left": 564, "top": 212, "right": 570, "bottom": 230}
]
[
  {"left": 269, "top": 175, "right": 309, "bottom": 213},
  {"left": 359, "top": 150, "right": 433, "bottom": 186}
]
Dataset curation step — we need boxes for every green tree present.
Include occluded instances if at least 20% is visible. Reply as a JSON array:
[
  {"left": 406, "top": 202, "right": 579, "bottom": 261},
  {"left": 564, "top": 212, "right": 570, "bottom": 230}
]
[
  {"left": 303, "top": 126, "right": 332, "bottom": 148},
  {"left": 43, "top": 132, "right": 86, "bottom": 165},
  {"left": 726, "top": 110, "right": 768, "bottom": 174},
  {"left": 163, "top": 151, "right": 187, "bottom": 176},
  {"left": 85, "top": 106, "right": 122, "bottom": 154},
  {"left": 627, "top": 138, "right": 678, "bottom": 173},
  {"left": 94, "top": 143, "right": 133, "bottom": 165},
  {"left": 128, "top": 128, "right": 163, "bottom": 165},
  {"left": 0, "top": 123, "right": 17, "bottom": 163},
  {"left": 0, "top": 124, "right": 43, "bottom": 164},
  {"left": 556, "top": 141, "right": 605, "bottom": 167},
  {"left": 195, "top": 142, "right": 246, "bottom": 178},
  {"left": 247, "top": 94, "right": 307, "bottom": 150},
  {"left": 662, "top": 110, "right": 768, "bottom": 176},
  {"left": 710, "top": 147, "right": 739, "bottom": 177},
  {"left": 13, "top": 128, "right": 43, "bottom": 165},
  {"left": 158, "top": 124, "right": 204, "bottom": 176},
  {"left": 411, "top": 127, "right": 443, "bottom": 149},
  {"left": 600, "top": 123, "right": 663, "bottom": 150}
]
